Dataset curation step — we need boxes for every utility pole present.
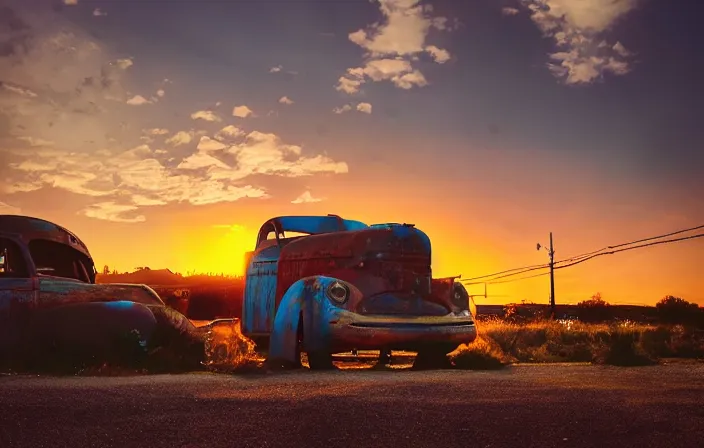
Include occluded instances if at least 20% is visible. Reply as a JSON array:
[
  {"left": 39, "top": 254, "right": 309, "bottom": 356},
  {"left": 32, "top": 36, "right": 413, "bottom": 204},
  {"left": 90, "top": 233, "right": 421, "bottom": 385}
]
[
  {"left": 537, "top": 232, "right": 556, "bottom": 319},
  {"left": 548, "top": 232, "right": 555, "bottom": 318}
]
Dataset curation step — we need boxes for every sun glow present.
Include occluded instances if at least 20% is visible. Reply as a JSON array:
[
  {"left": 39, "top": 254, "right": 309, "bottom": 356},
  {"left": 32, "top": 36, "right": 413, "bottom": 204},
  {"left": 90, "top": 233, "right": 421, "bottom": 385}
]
[{"left": 172, "top": 224, "right": 256, "bottom": 276}]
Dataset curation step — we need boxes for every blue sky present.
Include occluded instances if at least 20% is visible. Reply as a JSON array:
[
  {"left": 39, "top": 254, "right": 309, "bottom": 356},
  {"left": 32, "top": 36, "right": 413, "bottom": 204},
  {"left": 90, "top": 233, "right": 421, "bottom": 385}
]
[{"left": 0, "top": 0, "right": 702, "bottom": 304}]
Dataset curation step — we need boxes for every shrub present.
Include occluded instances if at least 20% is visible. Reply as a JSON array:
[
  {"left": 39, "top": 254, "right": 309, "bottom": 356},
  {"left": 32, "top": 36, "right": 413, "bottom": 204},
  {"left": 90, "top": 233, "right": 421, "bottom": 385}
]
[
  {"left": 577, "top": 293, "right": 612, "bottom": 323},
  {"left": 656, "top": 296, "right": 702, "bottom": 326}
]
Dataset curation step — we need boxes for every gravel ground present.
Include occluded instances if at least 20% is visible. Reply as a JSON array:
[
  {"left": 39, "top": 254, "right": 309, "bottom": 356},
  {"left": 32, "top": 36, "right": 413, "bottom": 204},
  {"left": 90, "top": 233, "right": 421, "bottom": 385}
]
[{"left": 1, "top": 362, "right": 703, "bottom": 448}]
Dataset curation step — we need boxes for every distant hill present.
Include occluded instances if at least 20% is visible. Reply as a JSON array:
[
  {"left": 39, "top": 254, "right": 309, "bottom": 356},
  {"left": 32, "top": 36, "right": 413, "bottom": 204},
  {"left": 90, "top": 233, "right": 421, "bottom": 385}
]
[{"left": 97, "top": 268, "right": 187, "bottom": 285}]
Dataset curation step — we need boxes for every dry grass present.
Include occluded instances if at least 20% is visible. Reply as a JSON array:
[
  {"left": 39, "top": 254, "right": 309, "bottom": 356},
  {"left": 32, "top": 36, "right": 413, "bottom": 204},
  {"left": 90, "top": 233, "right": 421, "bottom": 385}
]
[{"left": 451, "top": 318, "right": 704, "bottom": 369}]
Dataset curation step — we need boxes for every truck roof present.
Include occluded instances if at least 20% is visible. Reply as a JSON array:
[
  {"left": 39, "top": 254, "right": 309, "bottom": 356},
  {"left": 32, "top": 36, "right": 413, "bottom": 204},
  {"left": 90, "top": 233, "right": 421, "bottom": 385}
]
[
  {"left": 0, "top": 214, "right": 93, "bottom": 259},
  {"left": 260, "top": 215, "right": 368, "bottom": 235}
]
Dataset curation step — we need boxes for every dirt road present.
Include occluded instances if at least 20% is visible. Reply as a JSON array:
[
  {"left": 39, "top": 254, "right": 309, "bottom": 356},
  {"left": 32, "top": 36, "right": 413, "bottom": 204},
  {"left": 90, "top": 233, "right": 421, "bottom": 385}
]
[{"left": 1, "top": 363, "right": 703, "bottom": 448}]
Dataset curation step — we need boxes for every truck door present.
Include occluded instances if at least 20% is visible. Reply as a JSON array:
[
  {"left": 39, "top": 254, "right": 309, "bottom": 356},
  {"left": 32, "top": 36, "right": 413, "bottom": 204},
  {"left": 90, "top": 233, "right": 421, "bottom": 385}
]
[
  {"left": 0, "top": 236, "right": 37, "bottom": 358},
  {"left": 242, "top": 244, "right": 280, "bottom": 335}
]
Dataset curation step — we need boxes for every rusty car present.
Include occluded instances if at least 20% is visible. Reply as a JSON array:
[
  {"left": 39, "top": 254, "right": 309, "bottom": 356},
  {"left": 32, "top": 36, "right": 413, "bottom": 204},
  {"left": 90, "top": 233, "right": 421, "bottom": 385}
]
[
  {"left": 241, "top": 214, "right": 478, "bottom": 369},
  {"left": 0, "top": 214, "right": 204, "bottom": 369}
]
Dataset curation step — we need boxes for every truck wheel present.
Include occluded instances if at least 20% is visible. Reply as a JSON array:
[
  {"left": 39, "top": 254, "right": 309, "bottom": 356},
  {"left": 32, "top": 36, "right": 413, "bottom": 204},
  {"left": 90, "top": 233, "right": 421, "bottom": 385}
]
[
  {"left": 267, "top": 315, "right": 304, "bottom": 370},
  {"left": 300, "top": 317, "right": 334, "bottom": 370},
  {"left": 413, "top": 343, "right": 456, "bottom": 370},
  {"left": 307, "top": 350, "right": 334, "bottom": 370}
]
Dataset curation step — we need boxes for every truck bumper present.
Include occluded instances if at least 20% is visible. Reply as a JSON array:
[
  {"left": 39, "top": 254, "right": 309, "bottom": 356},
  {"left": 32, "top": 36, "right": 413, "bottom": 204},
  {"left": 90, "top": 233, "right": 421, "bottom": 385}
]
[{"left": 326, "top": 311, "right": 478, "bottom": 352}]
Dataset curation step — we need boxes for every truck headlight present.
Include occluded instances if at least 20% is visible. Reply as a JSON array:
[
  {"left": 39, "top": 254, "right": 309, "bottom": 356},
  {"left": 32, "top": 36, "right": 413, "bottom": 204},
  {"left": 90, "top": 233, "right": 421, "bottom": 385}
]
[{"left": 326, "top": 281, "right": 350, "bottom": 305}]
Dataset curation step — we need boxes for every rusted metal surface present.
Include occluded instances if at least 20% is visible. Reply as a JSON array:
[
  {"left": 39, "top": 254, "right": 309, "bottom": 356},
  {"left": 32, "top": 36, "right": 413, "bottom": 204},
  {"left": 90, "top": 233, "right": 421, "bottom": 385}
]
[
  {"left": 1, "top": 214, "right": 189, "bottom": 364},
  {"left": 268, "top": 276, "right": 477, "bottom": 365},
  {"left": 275, "top": 225, "right": 432, "bottom": 303},
  {"left": 242, "top": 243, "right": 280, "bottom": 335},
  {"left": 243, "top": 215, "right": 478, "bottom": 364},
  {"left": 255, "top": 215, "right": 368, "bottom": 247},
  {"left": 0, "top": 215, "right": 93, "bottom": 260}
]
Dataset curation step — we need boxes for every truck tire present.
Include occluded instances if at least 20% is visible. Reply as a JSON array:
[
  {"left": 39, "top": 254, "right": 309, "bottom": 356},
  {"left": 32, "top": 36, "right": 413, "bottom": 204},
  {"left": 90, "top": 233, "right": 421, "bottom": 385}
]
[{"left": 413, "top": 343, "right": 456, "bottom": 370}]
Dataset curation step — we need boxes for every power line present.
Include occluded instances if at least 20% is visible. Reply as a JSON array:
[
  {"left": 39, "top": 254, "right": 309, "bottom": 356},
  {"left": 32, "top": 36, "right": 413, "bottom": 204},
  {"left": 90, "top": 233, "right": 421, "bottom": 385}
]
[
  {"left": 554, "top": 233, "right": 704, "bottom": 270},
  {"left": 556, "top": 223, "right": 704, "bottom": 264},
  {"left": 462, "top": 263, "right": 550, "bottom": 283},
  {"left": 460, "top": 223, "right": 704, "bottom": 284},
  {"left": 459, "top": 261, "right": 549, "bottom": 282},
  {"left": 464, "top": 270, "right": 550, "bottom": 285},
  {"left": 465, "top": 232, "right": 704, "bottom": 286}
]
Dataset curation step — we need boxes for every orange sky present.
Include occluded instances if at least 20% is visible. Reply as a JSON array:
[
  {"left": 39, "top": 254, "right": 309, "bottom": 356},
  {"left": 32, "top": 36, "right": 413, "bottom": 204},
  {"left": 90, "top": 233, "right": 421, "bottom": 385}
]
[
  {"left": 16, "top": 160, "right": 703, "bottom": 307},
  {"left": 1, "top": 0, "right": 703, "bottom": 307}
]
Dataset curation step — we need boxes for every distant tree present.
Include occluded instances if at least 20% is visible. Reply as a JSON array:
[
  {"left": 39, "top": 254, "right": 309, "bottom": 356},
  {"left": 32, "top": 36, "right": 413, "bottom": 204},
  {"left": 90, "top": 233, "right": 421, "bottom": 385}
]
[
  {"left": 102, "top": 265, "right": 110, "bottom": 275},
  {"left": 577, "top": 293, "right": 612, "bottom": 322},
  {"left": 656, "top": 296, "right": 701, "bottom": 326}
]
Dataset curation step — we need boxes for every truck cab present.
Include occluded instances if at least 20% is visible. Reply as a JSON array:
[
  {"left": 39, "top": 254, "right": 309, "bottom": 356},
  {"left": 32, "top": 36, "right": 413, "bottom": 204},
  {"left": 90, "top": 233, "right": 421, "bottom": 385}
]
[{"left": 241, "top": 215, "right": 367, "bottom": 339}]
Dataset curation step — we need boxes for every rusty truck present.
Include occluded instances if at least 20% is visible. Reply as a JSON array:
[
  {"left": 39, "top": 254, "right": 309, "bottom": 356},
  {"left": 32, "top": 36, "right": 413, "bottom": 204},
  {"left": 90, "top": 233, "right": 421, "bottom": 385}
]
[{"left": 241, "top": 214, "right": 478, "bottom": 369}]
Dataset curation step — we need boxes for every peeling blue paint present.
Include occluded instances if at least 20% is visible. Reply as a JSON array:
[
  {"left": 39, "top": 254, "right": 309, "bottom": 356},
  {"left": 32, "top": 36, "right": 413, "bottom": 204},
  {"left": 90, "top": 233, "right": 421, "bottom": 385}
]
[
  {"left": 269, "top": 276, "right": 343, "bottom": 364},
  {"left": 103, "top": 300, "right": 136, "bottom": 310},
  {"left": 276, "top": 216, "right": 368, "bottom": 235}
]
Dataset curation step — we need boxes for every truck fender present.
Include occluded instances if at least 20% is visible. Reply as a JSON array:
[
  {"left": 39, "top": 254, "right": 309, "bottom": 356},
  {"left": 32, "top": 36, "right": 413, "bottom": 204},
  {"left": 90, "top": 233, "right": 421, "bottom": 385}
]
[{"left": 269, "top": 276, "right": 341, "bottom": 364}]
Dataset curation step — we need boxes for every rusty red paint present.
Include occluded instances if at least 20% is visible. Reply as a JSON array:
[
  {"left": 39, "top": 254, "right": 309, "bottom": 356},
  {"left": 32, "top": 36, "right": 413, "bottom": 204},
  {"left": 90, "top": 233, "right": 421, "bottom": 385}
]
[
  {"left": 1, "top": 214, "right": 187, "bottom": 363},
  {"left": 275, "top": 226, "right": 431, "bottom": 305}
]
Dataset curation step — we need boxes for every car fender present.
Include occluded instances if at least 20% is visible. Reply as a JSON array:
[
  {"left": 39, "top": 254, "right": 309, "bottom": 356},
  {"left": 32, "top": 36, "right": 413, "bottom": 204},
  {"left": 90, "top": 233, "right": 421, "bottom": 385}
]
[
  {"left": 26, "top": 300, "right": 158, "bottom": 353},
  {"left": 269, "top": 276, "right": 345, "bottom": 363}
]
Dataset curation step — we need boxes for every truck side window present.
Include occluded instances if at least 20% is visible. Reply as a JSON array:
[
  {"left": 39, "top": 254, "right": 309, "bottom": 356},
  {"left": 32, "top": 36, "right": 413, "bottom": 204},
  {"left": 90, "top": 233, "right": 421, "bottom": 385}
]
[{"left": 0, "top": 238, "right": 30, "bottom": 278}]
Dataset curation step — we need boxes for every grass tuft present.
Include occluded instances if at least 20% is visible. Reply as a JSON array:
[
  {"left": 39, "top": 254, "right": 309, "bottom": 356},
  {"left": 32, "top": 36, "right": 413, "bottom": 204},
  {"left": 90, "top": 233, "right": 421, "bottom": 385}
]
[{"left": 449, "top": 336, "right": 508, "bottom": 370}]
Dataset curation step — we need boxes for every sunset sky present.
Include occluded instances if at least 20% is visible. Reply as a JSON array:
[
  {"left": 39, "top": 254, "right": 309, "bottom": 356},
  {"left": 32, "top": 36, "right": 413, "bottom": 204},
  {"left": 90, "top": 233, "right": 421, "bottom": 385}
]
[{"left": 0, "top": 0, "right": 702, "bottom": 306}]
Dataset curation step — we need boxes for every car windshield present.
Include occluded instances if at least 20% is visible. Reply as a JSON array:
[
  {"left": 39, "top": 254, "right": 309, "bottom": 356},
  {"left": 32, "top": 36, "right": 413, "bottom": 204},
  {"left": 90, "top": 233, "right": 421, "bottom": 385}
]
[{"left": 28, "top": 239, "right": 94, "bottom": 283}]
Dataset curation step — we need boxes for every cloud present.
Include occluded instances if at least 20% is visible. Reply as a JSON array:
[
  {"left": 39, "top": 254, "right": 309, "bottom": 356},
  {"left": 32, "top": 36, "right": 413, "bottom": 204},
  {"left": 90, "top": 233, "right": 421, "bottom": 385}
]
[
  {"left": 278, "top": 96, "right": 294, "bottom": 105},
  {"left": 518, "top": 0, "right": 640, "bottom": 84},
  {"left": 356, "top": 102, "right": 372, "bottom": 114},
  {"left": 115, "top": 58, "right": 133, "bottom": 70},
  {"left": 0, "top": 4, "right": 146, "bottom": 154},
  {"left": 1, "top": 83, "right": 38, "bottom": 98},
  {"left": 334, "top": 103, "right": 372, "bottom": 114},
  {"left": 425, "top": 45, "right": 451, "bottom": 63},
  {"left": 80, "top": 202, "right": 146, "bottom": 223},
  {"left": 156, "top": 89, "right": 165, "bottom": 97},
  {"left": 166, "top": 131, "right": 194, "bottom": 146},
  {"left": 0, "top": 201, "right": 21, "bottom": 215},
  {"left": 126, "top": 94, "right": 151, "bottom": 105},
  {"left": 333, "top": 104, "right": 352, "bottom": 114},
  {"left": 291, "top": 191, "right": 324, "bottom": 204},
  {"left": 269, "top": 65, "right": 282, "bottom": 73},
  {"left": 18, "top": 136, "right": 55, "bottom": 147},
  {"left": 0, "top": 3, "right": 349, "bottom": 223},
  {"left": 178, "top": 151, "right": 230, "bottom": 170},
  {"left": 93, "top": 8, "right": 107, "bottom": 17},
  {"left": 232, "top": 105, "right": 254, "bottom": 118},
  {"left": 2, "top": 127, "right": 347, "bottom": 222},
  {"left": 214, "top": 125, "right": 244, "bottom": 141},
  {"left": 336, "top": 0, "right": 454, "bottom": 94},
  {"left": 502, "top": 7, "right": 521, "bottom": 16},
  {"left": 144, "top": 128, "right": 169, "bottom": 136},
  {"left": 63, "top": 0, "right": 78, "bottom": 5},
  {"left": 196, "top": 136, "right": 227, "bottom": 152},
  {"left": 206, "top": 130, "right": 349, "bottom": 180},
  {"left": 191, "top": 110, "right": 221, "bottom": 122}
]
